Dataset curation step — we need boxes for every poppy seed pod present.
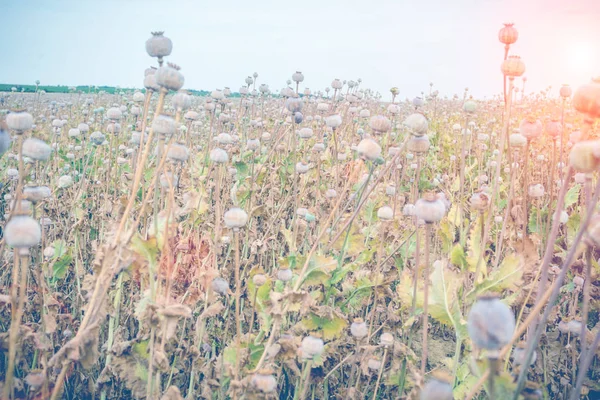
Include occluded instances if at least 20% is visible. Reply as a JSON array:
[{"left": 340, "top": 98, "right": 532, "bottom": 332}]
[
  {"left": 247, "top": 138, "right": 260, "bottom": 150},
  {"left": 211, "top": 277, "right": 229, "bottom": 295},
  {"left": 519, "top": 117, "right": 542, "bottom": 140},
  {"left": 77, "top": 123, "right": 90, "bottom": 133},
  {"left": 331, "top": 79, "right": 343, "bottom": 89},
  {"left": 144, "top": 70, "right": 160, "bottom": 91},
  {"left": 528, "top": 183, "right": 545, "bottom": 198},
  {"left": 350, "top": 318, "right": 368, "bottom": 339},
  {"left": 68, "top": 128, "right": 80, "bottom": 138},
  {"left": 145, "top": 31, "right": 172, "bottom": 59},
  {"left": 369, "top": 115, "right": 392, "bottom": 133},
  {"left": 406, "top": 135, "right": 430, "bottom": 154},
  {"left": 167, "top": 144, "right": 189, "bottom": 162},
  {"left": 252, "top": 274, "right": 267, "bottom": 286},
  {"left": 420, "top": 373, "right": 453, "bottom": 400},
  {"left": 545, "top": 120, "right": 562, "bottom": 139},
  {"left": 357, "top": 138, "right": 382, "bottom": 161},
  {"left": 463, "top": 100, "right": 478, "bottom": 113},
  {"left": 210, "top": 148, "right": 229, "bottom": 163},
  {"left": 7, "top": 110, "right": 33, "bottom": 132},
  {"left": 573, "top": 77, "right": 600, "bottom": 120},
  {"left": 512, "top": 344, "right": 537, "bottom": 366},
  {"left": 325, "top": 114, "right": 342, "bottom": 128},
  {"left": 380, "top": 332, "right": 394, "bottom": 347},
  {"left": 277, "top": 266, "right": 293, "bottom": 282},
  {"left": 560, "top": 84, "right": 572, "bottom": 99},
  {"left": 467, "top": 294, "right": 515, "bottom": 351},
  {"left": 509, "top": 133, "right": 527, "bottom": 148},
  {"left": 107, "top": 107, "right": 122, "bottom": 121},
  {"left": 294, "top": 112, "right": 303, "bottom": 124},
  {"left": 569, "top": 140, "right": 600, "bottom": 172},
  {"left": 224, "top": 207, "right": 248, "bottom": 229},
  {"left": 58, "top": 175, "right": 74, "bottom": 188},
  {"left": 184, "top": 110, "right": 199, "bottom": 121},
  {"left": 285, "top": 96, "right": 303, "bottom": 113},
  {"left": 23, "top": 186, "right": 51, "bottom": 203},
  {"left": 0, "top": 127, "right": 11, "bottom": 156},
  {"left": 317, "top": 103, "right": 329, "bottom": 112},
  {"left": 414, "top": 193, "right": 446, "bottom": 223},
  {"left": 152, "top": 114, "right": 176, "bottom": 138},
  {"left": 5, "top": 215, "right": 41, "bottom": 248},
  {"left": 295, "top": 161, "right": 310, "bottom": 174},
  {"left": 172, "top": 91, "right": 191, "bottom": 111},
  {"left": 298, "top": 127, "right": 313, "bottom": 139},
  {"left": 412, "top": 97, "right": 424, "bottom": 108},
  {"left": 377, "top": 205, "right": 394, "bottom": 221},
  {"left": 133, "top": 91, "right": 145, "bottom": 102},
  {"left": 292, "top": 71, "right": 304, "bottom": 83},
  {"left": 156, "top": 63, "right": 184, "bottom": 91},
  {"left": 470, "top": 190, "right": 490, "bottom": 210},
  {"left": 22, "top": 138, "right": 51, "bottom": 161},
  {"left": 250, "top": 370, "right": 277, "bottom": 393},
  {"left": 300, "top": 335, "right": 324, "bottom": 360},
  {"left": 90, "top": 131, "right": 105, "bottom": 145},
  {"left": 498, "top": 23, "right": 518, "bottom": 45},
  {"left": 404, "top": 113, "right": 428, "bottom": 136},
  {"left": 501, "top": 55, "right": 526, "bottom": 77}
]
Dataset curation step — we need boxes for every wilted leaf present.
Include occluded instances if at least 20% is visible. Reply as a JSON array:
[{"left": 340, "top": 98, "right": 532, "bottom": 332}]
[
  {"left": 468, "top": 254, "right": 524, "bottom": 301},
  {"left": 565, "top": 184, "right": 581, "bottom": 208},
  {"left": 428, "top": 261, "right": 467, "bottom": 338}
]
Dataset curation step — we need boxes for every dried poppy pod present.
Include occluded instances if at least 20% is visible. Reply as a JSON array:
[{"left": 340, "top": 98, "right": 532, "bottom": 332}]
[
  {"left": 467, "top": 294, "right": 515, "bottom": 351},
  {"left": 569, "top": 140, "right": 600, "bottom": 172},
  {"left": 90, "top": 131, "right": 105, "bottom": 146},
  {"left": 285, "top": 96, "right": 303, "bottom": 113},
  {"left": 573, "top": 78, "right": 600, "bottom": 120},
  {"left": 144, "top": 67, "right": 160, "bottom": 91},
  {"left": 171, "top": 91, "right": 191, "bottom": 111},
  {"left": 420, "top": 371, "right": 453, "bottom": 400},
  {"left": 528, "top": 183, "right": 545, "bottom": 198},
  {"left": 545, "top": 119, "right": 562, "bottom": 139},
  {"left": 406, "top": 135, "right": 430, "bottom": 154},
  {"left": 293, "top": 112, "right": 303, "bottom": 124},
  {"left": 167, "top": 143, "right": 189, "bottom": 162},
  {"left": 359, "top": 109, "right": 370, "bottom": 118},
  {"left": 350, "top": 318, "right": 368, "bottom": 339},
  {"left": 325, "top": 114, "right": 342, "bottom": 129},
  {"left": 357, "top": 138, "right": 382, "bottom": 161},
  {"left": 377, "top": 205, "right": 394, "bottom": 221},
  {"left": 133, "top": 91, "right": 145, "bottom": 102},
  {"left": 509, "top": 133, "right": 527, "bottom": 148},
  {"left": 404, "top": 113, "right": 428, "bottom": 136},
  {"left": 211, "top": 277, "right": 229, "bottom": 295},
  {"left": 209, "top": 147, "right": 229, "bottom": 164},
  {"left": 224, "top": 207, "right": 248, "bottom": 230},
  {"left": 156, "top": 63, "right": 184, "bottom": 92},
  {"left": 331, "top": 78, "right": 343, "bottom": 89},
  {"left": 22, "top": 138, "right": 51, "bottom": 161},
  {"left": 152, "top": 114, "right": 176, "bottom": 138},
  {"left": 414, "top": 192, "right": 446, "bottom": 223},
  {"left": 300, "top": 335, "right": 324, "bottom": 360},
  {"left": 250, "top": 369, "right": 277, "bottom": 393},
  {"left": 512, "top": 342, "right": 537, "bottom": 366},
  {"left": 277, "top": 266, "right": 293, "bottom": 282},
  {"left": 252, "top": 273, "right": 267, "bottom": 286},
  {"left": 295, "top": 161, "right": 310, "bottom": 174},
  {"left": 58, "top": 175, "right": 74, "bottom": 188},
  {"left": 560, "top": 84, "right": 572, "bottom": 99},
  {"left": 519, "top": 117, "right": 542, "bottom": 141},
  {"left": 7, "top": 109, "right": 33, "bottom": 133},
  {"left": 23, "top": 186, "right": 51, "bottom": 203},
  {"left": 463, "top": 100, "right": 478, "bottom": 113},
  {"left": 498, "top": 23, "right": 518, "bottom": 45},
  {"left": 184, "top": 110, "right": 199, "bottom": 121},
  {"left": 292, "top": 71, "right": 304, "bottom": 83},
  {"left": 470, "top": 190, "right": 490, "bottom": 210},
  {"left": 106, "top": 107, "right": 122, "bottom": 121},
  {"left": 380, "top": 332, "right": 394, "bottom": 347},
  {"left": 145, "top": 31, "right": 172, "bottom": 63},
  {"left": 76, "top": 123, "right": 89, "bottom": 135},
  {"left": 5, "top": 215, "right": 41, "bottom": 249},
  {"left": 68, "top": 128, "right": 80, "bottom": 138},
  {"left": 369, "top": 115, "right": 391, "bottom": 133},
  {"left": 298, "top": 127, "right": 313, "bottom": 139},
  {"left": 501, "top": 55, "right": 526, "bottom": 77},
  {"left": 412, "top": 97, "right": 424, "bottom": 108}
]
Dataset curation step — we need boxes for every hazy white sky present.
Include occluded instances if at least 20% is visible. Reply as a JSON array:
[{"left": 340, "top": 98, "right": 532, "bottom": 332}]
[{"left": 1, "top": 0, "right": 598, "bottom": 98}]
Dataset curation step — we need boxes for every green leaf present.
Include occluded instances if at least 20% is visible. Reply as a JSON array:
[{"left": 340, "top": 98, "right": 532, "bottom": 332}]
[
  {"left": 565, "top": 184, "right": 581, "bottom": 208},
  {"left": 468, "top": 254, "right": 524, "bottom": 301},
  {"left": 450, "top": 243, "right": 467, "bottom": 270},
  {"left": 52, "top": 253, "right": 73, "bottom": 281},
  {"left": 130, "top": 234, "right": 159, "bottom": 265},
  {"left": 428, "top": 261, "right": 468, "bottom": 338},
  {"left": 302, "top": 254, "right": 337, "bottom": 286},
  {"left": 301, "top": 309, "right": 348, "bottom": 340},
  {"left": 52, "top": 239, "right": 68, "bottom": 259},
  {"left": 234, "top": 161, "right": 249, "bottom": 179}
]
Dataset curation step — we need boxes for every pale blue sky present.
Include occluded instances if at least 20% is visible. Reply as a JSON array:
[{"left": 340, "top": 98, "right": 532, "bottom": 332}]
[{"left": 1, "top": 0, "right": 598, "bottom": 98}]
